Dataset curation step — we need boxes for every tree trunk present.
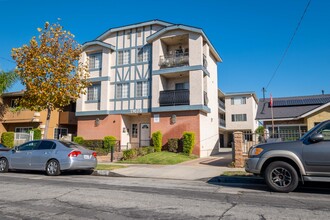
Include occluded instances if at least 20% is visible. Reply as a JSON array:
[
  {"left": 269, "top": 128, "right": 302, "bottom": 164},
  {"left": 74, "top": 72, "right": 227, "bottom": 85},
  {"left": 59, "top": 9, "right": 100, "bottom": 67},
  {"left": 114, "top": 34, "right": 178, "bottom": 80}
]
[{"left": 43, "top": 106, "right": 52, "bottom": 139}]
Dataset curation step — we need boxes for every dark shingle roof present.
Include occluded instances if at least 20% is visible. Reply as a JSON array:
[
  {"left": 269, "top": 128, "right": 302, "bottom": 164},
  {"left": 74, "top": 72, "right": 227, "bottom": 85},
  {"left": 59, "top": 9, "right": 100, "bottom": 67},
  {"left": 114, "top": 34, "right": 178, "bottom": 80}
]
[{"left": 256, "top": 94, "right": 330, "bottom": 120}]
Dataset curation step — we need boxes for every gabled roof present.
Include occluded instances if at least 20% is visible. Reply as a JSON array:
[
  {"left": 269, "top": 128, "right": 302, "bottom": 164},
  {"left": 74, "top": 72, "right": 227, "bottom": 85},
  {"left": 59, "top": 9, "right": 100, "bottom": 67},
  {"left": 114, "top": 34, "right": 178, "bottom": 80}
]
[
  {"left": 96, "top": 19, "right": 172, "bottom": 41},
  {"left": 146, "top": 24, "right": 222, "bottom": 62},
  {"left": 256, "top": 94, "right": 330, "bottom": 121},
  {"left": 82, "top": 40, "right": 115, "bottom": 50}
]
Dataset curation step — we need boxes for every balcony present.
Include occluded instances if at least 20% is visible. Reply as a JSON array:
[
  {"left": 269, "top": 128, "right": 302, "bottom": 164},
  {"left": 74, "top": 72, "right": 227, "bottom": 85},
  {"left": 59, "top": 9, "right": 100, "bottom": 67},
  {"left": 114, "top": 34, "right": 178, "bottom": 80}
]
[
  {"left": 219, "top": 118, "right": 226, "bottom": 128},
  {"left": 159, "top": 52, "right": 189, "bottom": 69},
  {"left": 159, "top": 90, "right": 189, "bottom": 106},
  {"left": 1, "top": 110, "right": 40, "bottom": 123},
  {"left": 218, "top": 99, "right": 225, "bottom": 110},
  {"left": 59, "top": 111, "right": 77, "bottom": 125}
]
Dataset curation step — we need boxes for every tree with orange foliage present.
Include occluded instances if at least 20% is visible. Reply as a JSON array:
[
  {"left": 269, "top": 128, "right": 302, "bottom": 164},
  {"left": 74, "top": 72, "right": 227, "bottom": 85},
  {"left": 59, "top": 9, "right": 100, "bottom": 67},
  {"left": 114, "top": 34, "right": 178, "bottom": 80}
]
[{"left": 12, "top": 21, "right": 90, "bottom": 139}]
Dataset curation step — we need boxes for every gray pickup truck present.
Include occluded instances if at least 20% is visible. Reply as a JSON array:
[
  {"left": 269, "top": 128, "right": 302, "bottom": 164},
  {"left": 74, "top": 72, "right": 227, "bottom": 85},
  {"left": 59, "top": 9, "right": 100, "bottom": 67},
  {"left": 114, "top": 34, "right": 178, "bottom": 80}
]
[{"left": 246, "top": 120, "right": 330, "bottom": 192}]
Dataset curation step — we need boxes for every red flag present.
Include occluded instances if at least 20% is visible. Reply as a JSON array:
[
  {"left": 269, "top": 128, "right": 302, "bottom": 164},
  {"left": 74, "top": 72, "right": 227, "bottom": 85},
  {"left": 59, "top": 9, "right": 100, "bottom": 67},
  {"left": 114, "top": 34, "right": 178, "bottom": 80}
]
[{"left": 270, "top": 94, "right": 273, "bottom": 107}]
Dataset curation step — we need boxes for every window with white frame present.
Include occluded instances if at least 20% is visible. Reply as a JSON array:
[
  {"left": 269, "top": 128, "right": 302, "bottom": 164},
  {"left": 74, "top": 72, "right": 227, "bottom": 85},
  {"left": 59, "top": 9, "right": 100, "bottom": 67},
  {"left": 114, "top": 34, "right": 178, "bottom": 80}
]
[
  {"left": 87, "top": 84, "right": 100, "bottom": 101},
  {"left": 118, "top": 50, "right": 130, "bottom": 65},
  {"left": 231, "top": 97, "right": 246, "bottom": 105},
  {"left": 116, "top": 83, "right": 129, "bottom": 98},
  {"left": 136, "top": 81, "right": 148, "bottom": 97},
  {"left": 15, "top": 127, "right": 32, "bottom": 133},
  {"left": 231, "top": 114, "right": 247, "bottom": 122},
  {"left": 132, "top": 124, "right": 138, "bottom": 138},
  {"left": 137, "top": 46, "right": 149, "bottom": 63},
  {"left": 54, "top": 128, "right": 68, "bottom": 139},
  {"left": 88, "top": 53, "right": 102, "bottom": 70}
]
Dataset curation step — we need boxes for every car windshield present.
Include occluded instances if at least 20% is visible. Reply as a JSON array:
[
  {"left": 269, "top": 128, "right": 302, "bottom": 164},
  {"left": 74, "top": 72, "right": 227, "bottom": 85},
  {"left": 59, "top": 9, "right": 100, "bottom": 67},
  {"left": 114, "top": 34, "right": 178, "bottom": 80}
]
[
  {"left": 59, "top": 141, "right": 84, "bottom": 149},
  {"left": 0, "top": 144, "right": 7, "bottom": 149}
]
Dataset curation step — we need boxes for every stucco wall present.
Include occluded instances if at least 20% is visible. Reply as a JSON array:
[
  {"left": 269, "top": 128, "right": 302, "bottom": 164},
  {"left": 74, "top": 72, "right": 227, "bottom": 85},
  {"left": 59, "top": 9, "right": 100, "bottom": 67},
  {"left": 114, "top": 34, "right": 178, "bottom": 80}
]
[{"left": 305, "top": 106, "right": 330, "bottom": 130}]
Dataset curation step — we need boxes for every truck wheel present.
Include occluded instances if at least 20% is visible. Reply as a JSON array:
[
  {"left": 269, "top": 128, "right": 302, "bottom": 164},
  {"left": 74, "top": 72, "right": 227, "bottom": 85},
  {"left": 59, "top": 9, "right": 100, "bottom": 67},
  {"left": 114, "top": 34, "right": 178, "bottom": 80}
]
[{"left": 264, "top": 161, "right": 299, "bottom": 193}]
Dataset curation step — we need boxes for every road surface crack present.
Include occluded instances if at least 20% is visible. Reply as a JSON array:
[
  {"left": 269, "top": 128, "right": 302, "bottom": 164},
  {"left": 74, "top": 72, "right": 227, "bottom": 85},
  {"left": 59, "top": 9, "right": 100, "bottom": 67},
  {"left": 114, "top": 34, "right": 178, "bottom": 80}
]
[{"left": 218, "top": 203, "right": 237, "bottom": 219}]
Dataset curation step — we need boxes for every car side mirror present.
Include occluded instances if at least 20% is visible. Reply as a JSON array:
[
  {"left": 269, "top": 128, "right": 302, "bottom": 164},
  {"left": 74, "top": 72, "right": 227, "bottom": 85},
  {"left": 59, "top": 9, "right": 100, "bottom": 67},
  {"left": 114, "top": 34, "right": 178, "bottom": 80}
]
[{"left": 309, "top": 133, "right": 324, "bottom": 143}]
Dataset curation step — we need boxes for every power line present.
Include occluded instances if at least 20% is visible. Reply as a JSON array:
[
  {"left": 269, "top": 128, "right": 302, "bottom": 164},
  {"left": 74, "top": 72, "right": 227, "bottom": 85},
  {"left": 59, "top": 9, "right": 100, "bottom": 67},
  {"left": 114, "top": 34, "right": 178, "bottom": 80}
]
[
  {"left": 266, "top": 0, "right": 312, "bottom": 90},
  {"left": 0, "top": 56, "right": 15, "bottom": 64}
]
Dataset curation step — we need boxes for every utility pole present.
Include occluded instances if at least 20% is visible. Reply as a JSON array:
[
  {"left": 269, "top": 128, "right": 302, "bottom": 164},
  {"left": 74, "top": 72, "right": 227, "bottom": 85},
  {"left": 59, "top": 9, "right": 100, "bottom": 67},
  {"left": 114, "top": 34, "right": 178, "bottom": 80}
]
[{"left": 262, "top": 87, "right": 266, "bottom": 101}]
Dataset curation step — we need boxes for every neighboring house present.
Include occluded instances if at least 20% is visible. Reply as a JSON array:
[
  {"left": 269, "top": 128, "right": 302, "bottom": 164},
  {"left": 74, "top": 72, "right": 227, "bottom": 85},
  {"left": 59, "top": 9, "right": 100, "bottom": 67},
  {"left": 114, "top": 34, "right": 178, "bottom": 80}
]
[
  {"left": 218, "top": 90, "right": 259, "bottom": 147},
  {"left": 0, "top": 91, "right": 77, "bottom": 141},
  {"left": 256, "top": 94, "right": 330, "bottom": 138},
  {"left": 76, "top": 19, "right": 222, "bottom": 157}
]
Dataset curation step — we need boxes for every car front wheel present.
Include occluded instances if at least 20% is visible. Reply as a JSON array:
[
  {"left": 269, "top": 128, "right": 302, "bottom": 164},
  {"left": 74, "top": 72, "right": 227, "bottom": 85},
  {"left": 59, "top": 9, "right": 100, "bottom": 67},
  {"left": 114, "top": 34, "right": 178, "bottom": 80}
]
[
  {"left": 46, "top": 159, "right": 61, "bottom": 176},
  {"left": 0, "top": 158, "right": 9, "bottom": 173},
  {"left": 264, "top": 161, "right": 299, "bottom": 193}
]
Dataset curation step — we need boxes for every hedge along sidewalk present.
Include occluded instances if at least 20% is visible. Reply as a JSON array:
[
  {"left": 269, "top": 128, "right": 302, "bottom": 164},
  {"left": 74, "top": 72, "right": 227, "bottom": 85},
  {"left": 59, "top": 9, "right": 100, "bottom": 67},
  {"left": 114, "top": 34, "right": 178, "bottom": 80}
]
[{"left": 117, "top": 151, "right": 198, "bottom": 165}]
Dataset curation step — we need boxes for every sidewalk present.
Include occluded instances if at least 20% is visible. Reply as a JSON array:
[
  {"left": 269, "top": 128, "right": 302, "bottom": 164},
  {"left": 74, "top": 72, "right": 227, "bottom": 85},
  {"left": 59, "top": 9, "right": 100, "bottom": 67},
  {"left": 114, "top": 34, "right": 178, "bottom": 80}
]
[{"left": 96, "top": 148, "right": 246, "bottom": 181}]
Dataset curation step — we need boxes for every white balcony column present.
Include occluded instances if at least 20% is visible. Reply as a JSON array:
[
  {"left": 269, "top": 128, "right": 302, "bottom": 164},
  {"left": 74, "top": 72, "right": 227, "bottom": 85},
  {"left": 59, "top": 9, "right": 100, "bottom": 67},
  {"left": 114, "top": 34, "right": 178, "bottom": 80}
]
[
  {"left": 152, "top": 39, "right": 162, "bottom": 71},
  {"left": 189, "top": 70, "right": 204, "bottom": 105},
  {"left": 152, "top": 75, "right": 161, "bottom": 108},
  {"left": 189, "top": 33, "right": 203, "bottom": 66}
]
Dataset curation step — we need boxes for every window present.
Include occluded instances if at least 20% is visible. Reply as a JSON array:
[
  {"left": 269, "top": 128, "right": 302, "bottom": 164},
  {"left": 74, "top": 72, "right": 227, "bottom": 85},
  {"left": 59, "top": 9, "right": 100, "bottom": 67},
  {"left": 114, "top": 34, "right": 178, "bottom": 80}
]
[
  {"left": 15, "top": 127, "right": 32, "bottom": 133},
  {"left": 231, "top": 114, "right": 247, "bottom": 122},
  {"left": 231, "top": 97, "right": 246, "bottom": 105},
  {"left": 127, "top": 32, "right": 131, "bottom": 39},
  {"left": 37, "top": 141, "right": 56, "bottom": 150},
  {"left": 137, "top": 30, "right": 142, "bottom": 37},
  {"left": 132, "top": 124, "right": 138, "bottom": 138},
  {"left": 175, "top": 82, "right": 189, "bottom": 90},
  {"left": 116, "top": 83, "right": 129, "bottom": 98},
  {"left": 137, "top": 46, "right": 150, "bottom": 63},
  {"left": 136, "top": 81, "right": 148, "bottom": 97},
  {"left": 11, "top": 99, "right": 19, "bottom": 108},
  {"left": 318, "top": 124, "right": 330, "bottom": 141},
  {"left": 118, "top": 50, "right": 130, "bottom": 65},
  {"left": 54, "top": 128, "right": 68, "bottom": 139},
  {"left": 88, "top": 53, "right": 102, "bottom": 70},
  {"left": 18, "top": 141, "right": 40, "bottom": 151},
  {"left": 87, "top": 84, "right": 100, "bottom": 101}
]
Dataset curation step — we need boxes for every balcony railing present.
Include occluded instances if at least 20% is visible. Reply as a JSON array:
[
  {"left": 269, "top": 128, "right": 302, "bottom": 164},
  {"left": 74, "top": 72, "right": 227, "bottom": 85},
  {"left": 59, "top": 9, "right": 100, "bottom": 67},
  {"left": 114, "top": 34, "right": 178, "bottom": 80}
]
[
  {"left": 219, "top": 118, "right": 226, "bottom": 128},
  {"left": 218, "top": 99, "right": 225, "bottom": 110},
  {"left": 203, "top": 54, "right": 208, "bottom": 68},
  {"left": 159, "top": 52, "right": 189, "bottom": 68},
  {"left": 159, "top": 89, "right": 189, "bottom": 106}
]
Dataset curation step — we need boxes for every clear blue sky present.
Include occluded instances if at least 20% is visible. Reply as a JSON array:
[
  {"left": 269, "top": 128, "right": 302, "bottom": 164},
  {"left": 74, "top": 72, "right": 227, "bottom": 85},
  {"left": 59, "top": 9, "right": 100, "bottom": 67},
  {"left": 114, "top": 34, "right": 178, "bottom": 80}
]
[{"left": 0, "top": 0, "right": 329, "bottom": 99}]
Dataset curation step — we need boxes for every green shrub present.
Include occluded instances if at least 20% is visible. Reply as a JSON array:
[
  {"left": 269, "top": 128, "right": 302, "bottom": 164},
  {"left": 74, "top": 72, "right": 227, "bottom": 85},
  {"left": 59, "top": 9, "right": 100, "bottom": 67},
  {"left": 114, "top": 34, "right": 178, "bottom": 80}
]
[
  {"left": 104, "top": 136, "right": 117, "bottom": 152},
  {"left": 168, "top": 138, "right": 179, "bottom": 152},
  {"left": 1, "top": 132, "right": 14, "bottom": 148},
  {"left": 146, "top": 146, "right": 155, "bottom": 154},
  {"left": 137, "top": 147, "right": 149, "bottom": 156},
  {"left": 182, "top": 132, "right": 195, "bottom": 155},
  {"left": 122, "top": 148, "right": 138, "bottom": 160},
  {"left": 73, "top": 136, "right": 84, "bottom": 145},
  {"left": 152, "top": 131, "right": 162, "bottom": 152},
  {"left": 83, "top": 140, "right": 104, "bottom": 149},
  {"left": 31, "top": 128, "right": 42, "bottom": 140}
]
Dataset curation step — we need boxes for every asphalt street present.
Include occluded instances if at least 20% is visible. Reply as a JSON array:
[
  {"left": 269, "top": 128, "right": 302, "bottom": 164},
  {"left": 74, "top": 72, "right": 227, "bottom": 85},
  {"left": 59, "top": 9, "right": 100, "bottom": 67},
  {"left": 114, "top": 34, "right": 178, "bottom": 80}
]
[{"left": 1, "top": 172, "right": 330, "bottom": 219}]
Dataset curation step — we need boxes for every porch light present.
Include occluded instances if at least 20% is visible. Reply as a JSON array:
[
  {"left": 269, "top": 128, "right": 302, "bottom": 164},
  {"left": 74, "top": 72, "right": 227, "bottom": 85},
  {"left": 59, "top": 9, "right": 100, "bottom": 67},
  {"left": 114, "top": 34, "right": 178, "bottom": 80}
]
[
  {"left": 95, "top": 118, "right": 100, "bottom": 127},
  {"left": 170, "top": 114, "right": 176, "bottom": 124}
]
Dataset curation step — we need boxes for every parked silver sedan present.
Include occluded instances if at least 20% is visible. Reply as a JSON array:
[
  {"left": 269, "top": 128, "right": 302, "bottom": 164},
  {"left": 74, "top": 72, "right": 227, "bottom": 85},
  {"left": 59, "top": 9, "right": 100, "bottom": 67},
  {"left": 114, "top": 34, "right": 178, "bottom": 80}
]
[{"left": 0, "top": 140, "right": 97, "bottom": 176}]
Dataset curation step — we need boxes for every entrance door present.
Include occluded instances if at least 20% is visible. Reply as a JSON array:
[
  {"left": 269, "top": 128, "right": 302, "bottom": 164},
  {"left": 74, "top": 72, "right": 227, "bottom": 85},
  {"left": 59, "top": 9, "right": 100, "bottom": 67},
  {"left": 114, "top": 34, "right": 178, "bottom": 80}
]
[
  {"left": 140, "top": 123, "right": 150, "bottom": 147},
  {"left": 220, "top": 134, "right": 224, "bottom": 148}
]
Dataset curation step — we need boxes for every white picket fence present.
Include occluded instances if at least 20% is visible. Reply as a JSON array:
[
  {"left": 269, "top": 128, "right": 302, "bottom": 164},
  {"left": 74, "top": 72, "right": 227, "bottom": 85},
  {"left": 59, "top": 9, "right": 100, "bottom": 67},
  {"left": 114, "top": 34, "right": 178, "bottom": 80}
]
[{"left": 14, "top": 131, "right": 34, "bottom": 146}]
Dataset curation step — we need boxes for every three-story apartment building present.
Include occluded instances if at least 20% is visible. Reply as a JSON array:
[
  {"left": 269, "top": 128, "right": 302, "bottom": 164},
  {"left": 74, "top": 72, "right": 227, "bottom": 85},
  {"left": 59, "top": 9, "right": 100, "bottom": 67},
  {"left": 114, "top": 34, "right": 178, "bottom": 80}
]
[
  {"left": 76, "top": 20, "right": 222, "bottom": 157},
  {"left": 218, "top": 90, "right": 259, "bottom": 147}
]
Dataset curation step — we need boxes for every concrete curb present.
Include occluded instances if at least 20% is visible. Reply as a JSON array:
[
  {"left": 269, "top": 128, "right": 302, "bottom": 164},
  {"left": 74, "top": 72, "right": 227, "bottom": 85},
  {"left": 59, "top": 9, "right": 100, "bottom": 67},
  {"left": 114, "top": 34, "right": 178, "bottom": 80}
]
[{"left": 93, "top": 170, "right": 127, "bottom": 177}]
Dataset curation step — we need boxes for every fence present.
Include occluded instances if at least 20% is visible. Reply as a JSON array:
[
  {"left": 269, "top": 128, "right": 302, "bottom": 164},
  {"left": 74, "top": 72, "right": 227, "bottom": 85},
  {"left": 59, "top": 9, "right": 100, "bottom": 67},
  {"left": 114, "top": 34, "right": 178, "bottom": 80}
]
[
  {"left": 233, "top": 130, "right": 307, "bottom": 168},
  {"left": 14, "top": 131, "right": 33, "bottom": 146}
]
